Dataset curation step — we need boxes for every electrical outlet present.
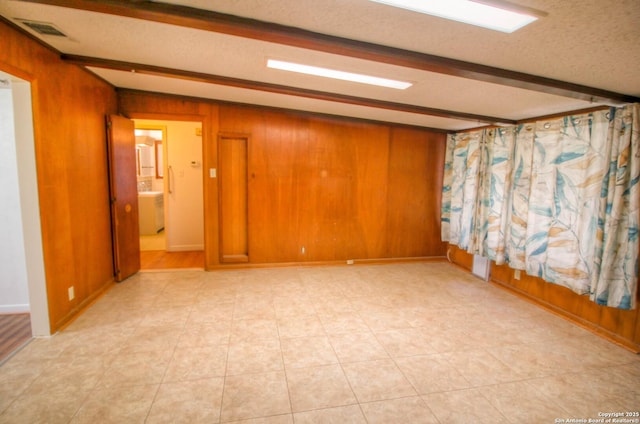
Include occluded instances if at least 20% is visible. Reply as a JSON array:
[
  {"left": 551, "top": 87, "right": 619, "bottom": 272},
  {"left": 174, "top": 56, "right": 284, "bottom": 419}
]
[
  {"left": 68, "top": 286, "right": 75, "bottom": 301},
  {"left": 514, "top": 269, "right": 521, "bottom": 280},
  {"left": 347, "top": 259, "right": 354, "bottom": 265},
  {"left": 301, "top": 246, "right": 305, "bottom": 254}
]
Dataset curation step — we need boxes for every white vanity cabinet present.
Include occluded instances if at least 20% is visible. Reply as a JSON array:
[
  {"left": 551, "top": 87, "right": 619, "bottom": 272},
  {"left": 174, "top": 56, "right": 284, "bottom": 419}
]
[{"left": 138, "top": 191, "right": 164, "bottom": 235}]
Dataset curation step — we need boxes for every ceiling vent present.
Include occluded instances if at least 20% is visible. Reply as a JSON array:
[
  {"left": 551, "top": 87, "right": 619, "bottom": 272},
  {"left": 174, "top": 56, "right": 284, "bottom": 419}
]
[{"left": 15, "top": 19, "right": 67, "bottom": 37}]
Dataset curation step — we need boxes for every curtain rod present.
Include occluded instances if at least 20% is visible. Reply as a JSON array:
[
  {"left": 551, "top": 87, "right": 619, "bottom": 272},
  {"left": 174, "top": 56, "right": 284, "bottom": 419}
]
[{"left": 449, "top": 105, "right": 614, "bottom": 134}]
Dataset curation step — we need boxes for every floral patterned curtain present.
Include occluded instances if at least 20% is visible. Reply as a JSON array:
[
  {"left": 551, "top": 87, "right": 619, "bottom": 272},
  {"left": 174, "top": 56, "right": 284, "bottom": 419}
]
[
  {"left": 590, "top": 104, "right": 640, "bottom": 308},
  {"left": 440, "top": 130, "right": 483, "bottom": 251},
  {"left": 441, "top": 104, "right": 639, "bottom": 310}
]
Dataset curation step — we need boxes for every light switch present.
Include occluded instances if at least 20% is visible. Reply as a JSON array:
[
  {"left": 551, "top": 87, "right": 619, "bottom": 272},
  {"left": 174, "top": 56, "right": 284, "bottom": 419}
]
[{"left": 209, "top": 168, "right": 217, "bottom": 178}]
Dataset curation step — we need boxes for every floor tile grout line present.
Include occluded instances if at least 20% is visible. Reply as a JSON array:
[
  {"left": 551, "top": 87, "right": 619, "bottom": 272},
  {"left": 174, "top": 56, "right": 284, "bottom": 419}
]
[{"left": 218, "top": 291, "right": 238, "bottom": 424}]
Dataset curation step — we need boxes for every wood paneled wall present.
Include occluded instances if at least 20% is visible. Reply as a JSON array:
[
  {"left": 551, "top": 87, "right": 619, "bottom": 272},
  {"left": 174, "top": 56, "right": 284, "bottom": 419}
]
[
  {"left": 447, "top": 245, "right": 640, "bottom": 352},
  {"left": 1, "top": 21, "right": 118, "bottom": 332},
  {"left": 119, "top": 92, "right": 448, "bottom": 267}
]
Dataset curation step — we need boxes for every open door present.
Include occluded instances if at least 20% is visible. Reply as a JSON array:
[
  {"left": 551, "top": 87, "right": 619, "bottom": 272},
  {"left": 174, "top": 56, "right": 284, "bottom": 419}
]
[{"left": 107, "top": 115, "right": 140, "bottom": 281}]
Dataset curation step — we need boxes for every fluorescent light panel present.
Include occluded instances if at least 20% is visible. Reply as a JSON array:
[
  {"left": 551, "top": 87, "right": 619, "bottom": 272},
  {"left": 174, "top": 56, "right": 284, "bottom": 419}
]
[
  {"left": 267, "top": 59, "right": 412, "bottom": 90},
  {"left": 369, "top": 0, "right": 540, "bottom": 33}
]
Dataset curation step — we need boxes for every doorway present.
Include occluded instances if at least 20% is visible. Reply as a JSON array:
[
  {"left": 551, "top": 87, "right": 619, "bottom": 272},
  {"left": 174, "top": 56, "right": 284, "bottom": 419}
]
[
  {"left": 0, "top": 70, "right": 50, "bottom": 362},
  {"left": 134, "top": 119, "right": 205, "bottom": 270}
]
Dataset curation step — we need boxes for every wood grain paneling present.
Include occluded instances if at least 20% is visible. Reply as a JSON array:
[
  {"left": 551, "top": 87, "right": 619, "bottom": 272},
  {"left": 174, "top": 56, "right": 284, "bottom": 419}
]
[
  {"left": 247, "top": 111, "right": 306, "bottom": 263},
  {"left": 219, "top": 105, "right": 447, "bottom": 263},
  {"left": 448, "top": 245, "right": 640, "bottom": 351},
  {"left": 106, "top": 115, "right": 141, "bottom": 280},
  {"left": 120, "top": 92, "right": 448, "bottom": 266},
  {"left": 119, "top": 90, "right": 445, "bottom": 268},
  {"left": 386, "top": 127, "right": 447, "bottom": 257},
  {"left": 218, "top": 134, "right": 249, "bottom": 263},
  {"left": 1, "top": 21, "right": 118, "bottom": 332}
]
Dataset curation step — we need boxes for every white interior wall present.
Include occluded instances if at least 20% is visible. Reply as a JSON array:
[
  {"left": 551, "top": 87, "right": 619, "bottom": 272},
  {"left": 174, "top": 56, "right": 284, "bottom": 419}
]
[
  {"left": 0, "top": 78, "right": 30, "bottom": 314},
  {"left": 165, "top": 121, "right": 204, "bottom": 251},
  {"left": 136, "top": 119, "right": 204, "bottom": 251},
  {"left": 0, "top": 74, "right": 49, "bottom": 335}
]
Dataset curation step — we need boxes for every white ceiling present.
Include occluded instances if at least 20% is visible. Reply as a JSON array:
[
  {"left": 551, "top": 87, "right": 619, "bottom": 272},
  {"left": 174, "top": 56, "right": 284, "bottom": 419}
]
[{"left": 2, "top": 0, "right": 639, "bottom": 130}]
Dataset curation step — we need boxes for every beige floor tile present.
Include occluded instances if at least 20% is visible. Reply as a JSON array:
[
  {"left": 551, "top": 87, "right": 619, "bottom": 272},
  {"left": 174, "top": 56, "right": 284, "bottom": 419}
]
[
  {"left": 280, "top": 336, "right": 338, "bottom": 369},
  {"left": 342, "top": 359, "right": 417, "bottom": 403},
  {"left": 230, "top": 319, "right": 279, "bottom": 342},
  {"left": 70, "top": 384, "right": 158, "bottom": 424},
  {"left": 286, "top": 364, "right": 357, "bottom": 412},
  {"left": 292, "top": 405, "right": 367, "bottom": 424},
  {"left": 226, "top": 339, "right": 283, "bottom": 375},
  {"left": 23, "top": 359, "right": 106, "bottom": 395},
  {"left": 608, "top": 362, "right": 640, "bottom": 393},
  {"left": 188, "top": 302, "right": 235, "bottom": 324},
  {"left": 273, "top": 298, "right": 316, "bottom": 318},
  {"left": 0, "top": 365, "right": 41, "bottom": 414},
  {"left": 415, "top": 325, "right": 472, "bottom": 353},
  {"left": 276, "top": 314, "right": 325, "bottom": 339},
  {"left": 139, "top": 306, "right": 192, "bottom": 327},
  {"left": 350, "top": 296, "right": 394, "bottom": 312},
  {"left": 529, "top": 368, "right": 640, "bottom": 416},
  {"left": 395, "top": 354, "right": 470, "bottom": 394},
  {"left": 233, "top": 301, "right": 276, "bottom": 321},
  {"left": 422, "top": 388, "right": 510, "bottom": 424},
  {"left": 178, "top": 320, "right": 232, "bottom": 347},
  {"left": 224, "top": 414, "right": 293, "bottom": 423},
  {"left": 97, "top": 350, "right": 172, "bottom": 387},
  {"left": 4, "top": 337, "right": 66, "bottom": 369},
  {"left": 120, "top": 325, "right": 183, "bottom": 354},
  {"left": 164, "top": 344, "right": 228, "bottom": 382},
  {"left": 443, "top": 349, "right": 523, "bottom": 387},
  {"left": 0, "top": 385, "right": 90, "bottom": 424},
  {"left": 560, "top": 333, "right": 640, "bottom": 369},
  {"left": 2, "top": 263, "right": 638, "bottom": 424},
  {"left": 374, "top": 327, "right": 436, "bottom": 357},
  {"left": 312, "top": 297, "right": 356, "bottom": 315},
  {"left": 318, "top": 313, "right": 370, "bottom": 334},
  {"left": 329, "top": 332, "right": 389, "bottom": 363},
  {"left": 479, "top": 381, "right": 569, "bottom": 423},
  {"left": 360, "top": 396, "right": 439, "bottom": 424},
  {"left": 490, "top": 343, "right": 567, "bottom": 378},
  {"left": 359, "top": 309, "right": 413, "bottom": 332},
  {"left": 220, "top": 371, "right": 291, "bottom": 422},
  {"left": 146, "top": 378, "right": 224, "bottom": 423}
]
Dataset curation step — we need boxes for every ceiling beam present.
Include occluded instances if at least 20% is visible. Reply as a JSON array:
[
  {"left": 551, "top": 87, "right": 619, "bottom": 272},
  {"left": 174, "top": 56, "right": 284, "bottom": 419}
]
[
  {"left": 24, "top": 0, "right": 640, "bottom": 105},
  {"left": 63, "top": 54, "right": 515, "bottom": 125}
]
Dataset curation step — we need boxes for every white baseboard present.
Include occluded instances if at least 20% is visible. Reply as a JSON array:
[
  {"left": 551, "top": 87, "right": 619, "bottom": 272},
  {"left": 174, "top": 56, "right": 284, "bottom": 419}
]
[{"left": 0, "top": 304, "right": 30, "bottom": 314}]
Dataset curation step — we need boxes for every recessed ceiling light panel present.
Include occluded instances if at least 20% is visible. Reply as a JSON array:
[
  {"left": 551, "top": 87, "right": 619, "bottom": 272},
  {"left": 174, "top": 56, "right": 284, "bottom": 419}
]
[
  {"left": 267, "top": 59, "right": 412, "bottom": 90},
  {"left": 369, "top": 0, "right": 544, "bottom": 33}
]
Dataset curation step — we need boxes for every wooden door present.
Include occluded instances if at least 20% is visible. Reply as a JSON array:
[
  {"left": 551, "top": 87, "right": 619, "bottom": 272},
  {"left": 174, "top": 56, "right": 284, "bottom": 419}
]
[
  {"left": 106, "top": 115, "right": 140, "bottom": 280},
  {"left": 218, "top": 134, "right": 248, "bottom": 263}
]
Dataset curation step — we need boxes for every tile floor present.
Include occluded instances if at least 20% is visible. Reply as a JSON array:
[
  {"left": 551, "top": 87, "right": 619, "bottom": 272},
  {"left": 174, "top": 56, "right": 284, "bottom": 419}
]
[{"left": 0, "top": 262, "right": 638, "bottom": 423}]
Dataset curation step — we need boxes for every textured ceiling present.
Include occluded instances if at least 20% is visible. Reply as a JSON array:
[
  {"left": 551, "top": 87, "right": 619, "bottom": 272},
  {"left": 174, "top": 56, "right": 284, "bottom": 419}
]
[{"left": 1, "top": 0, "right": 639, "bottom": 130}]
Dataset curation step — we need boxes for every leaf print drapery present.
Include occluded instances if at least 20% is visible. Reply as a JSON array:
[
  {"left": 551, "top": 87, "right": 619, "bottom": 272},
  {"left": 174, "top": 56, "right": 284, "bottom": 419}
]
[{"left": 441, "top": 104, "right": 639, "bottom": 310}]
